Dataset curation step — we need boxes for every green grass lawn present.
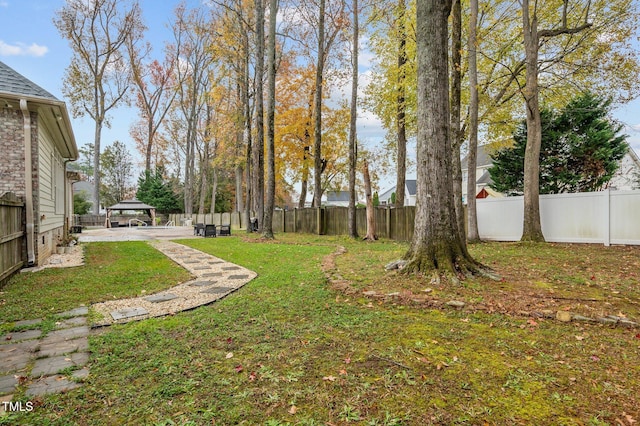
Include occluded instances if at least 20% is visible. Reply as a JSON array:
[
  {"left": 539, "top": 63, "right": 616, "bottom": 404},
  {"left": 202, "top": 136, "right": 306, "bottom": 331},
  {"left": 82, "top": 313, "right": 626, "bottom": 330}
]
[
  {"left": 0, "top": 242, "right": 192, "bottom": 326},
  {"left": 1, "top": 235, "right": 639, "bottom": 425}
]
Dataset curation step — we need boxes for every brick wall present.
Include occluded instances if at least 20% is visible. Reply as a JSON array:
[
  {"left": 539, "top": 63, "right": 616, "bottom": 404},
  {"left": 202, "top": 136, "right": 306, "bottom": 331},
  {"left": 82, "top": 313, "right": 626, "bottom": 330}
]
[{"left": 0, "top": 107, "right": 26, "bottom": 197}]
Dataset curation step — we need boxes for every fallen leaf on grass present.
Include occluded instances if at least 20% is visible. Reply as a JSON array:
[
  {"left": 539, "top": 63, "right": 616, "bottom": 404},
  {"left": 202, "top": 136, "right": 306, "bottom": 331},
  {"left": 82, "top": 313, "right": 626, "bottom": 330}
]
[
  {"left": 248, "top": 371, "right": 257, "bottom": 381},
  {"left": 624, "top": 413, "right": 636, "bottom": 425},
  {"left": 226, "top": 352, "right": 233, "bottom": 359},
  {"left": 234, "top": 365, "right": 243, "bottom": 373},
  {"left": 289, "top": 405, "right": 297, "bottom": 414},
  {"left": 339, "top": 369, "right": 347, "bottom": 376},
  {"left": 575, "top": 335, "right": 585, "bottom": 341},
  {"left": 322, "top": 376, "right": 336, "bottom": 381}
]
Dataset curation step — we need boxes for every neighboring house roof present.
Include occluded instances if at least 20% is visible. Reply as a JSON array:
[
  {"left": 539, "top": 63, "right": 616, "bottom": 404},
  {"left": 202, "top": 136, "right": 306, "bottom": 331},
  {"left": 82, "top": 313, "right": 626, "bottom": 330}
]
[
  {"left": 73, "top": 180, "right": 94, "bottom": 194},
  {"left": 379, "top": 179, "right": 417, "bottom": 201},
  {"left": 461, "top": 144, "right": 494, "bottom": 170},
  {"left": 326, "top": 191, "right": 350, "bottom": 202},
  {"left": 0, "top": 61, "right": 78, "bottom": 160},
  {"left": 405, "top": 179, "right": 417, "bottom": 196},
  {"left": 476, "top": 170, "right": 493, "bottom": 186}
]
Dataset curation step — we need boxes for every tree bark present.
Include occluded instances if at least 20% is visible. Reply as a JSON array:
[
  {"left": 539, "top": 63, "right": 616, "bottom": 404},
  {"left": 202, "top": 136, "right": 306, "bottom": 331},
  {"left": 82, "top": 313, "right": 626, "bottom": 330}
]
[
  {"left": 450, "top": 0, "right": 465, "bottom": 245},
  {"left": 253, "top": 0, "right": 266, "bottom": 232},
  {"left": 262, "top": 0, "right": 277, "bottom": 239},
  {"left": 313, "top": 0, "right": 326, "bottom": 208},
  {"left": 395, "top": 0, "right": 407, "bottom": 208},
  {"left": 210, "top": 168, "right": 218, "bottom": 214},
  {"left": 521, "top": 0, "right": 545, "bottom": 242},
  {"left": 466, "top": 0, "right": 480, "bottom": 242},
  {"left": 93, "top": 123, "right": 102, "bottom": 214},
  {"left": 403, "top": 0, "right": 487, "bottom": 282},
  {"left": 347, "top": 0, "right": 359, "bottom": 239}
]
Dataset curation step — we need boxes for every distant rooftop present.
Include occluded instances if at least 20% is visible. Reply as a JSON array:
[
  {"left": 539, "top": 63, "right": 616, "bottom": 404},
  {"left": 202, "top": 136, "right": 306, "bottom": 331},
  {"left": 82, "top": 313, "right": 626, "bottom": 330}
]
[
  {"left": 462, "top": 144, "right": 494, "bottom": 169},
  {"left": 0, "top": 61, "right": 58, "bottom": 100}
]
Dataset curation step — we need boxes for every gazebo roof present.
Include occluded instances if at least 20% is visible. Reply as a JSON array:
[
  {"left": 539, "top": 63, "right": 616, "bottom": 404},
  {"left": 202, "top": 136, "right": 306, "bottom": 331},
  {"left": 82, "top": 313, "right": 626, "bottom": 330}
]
[{"left": 107, "top": 199, "right": 155, "bottom": 211}]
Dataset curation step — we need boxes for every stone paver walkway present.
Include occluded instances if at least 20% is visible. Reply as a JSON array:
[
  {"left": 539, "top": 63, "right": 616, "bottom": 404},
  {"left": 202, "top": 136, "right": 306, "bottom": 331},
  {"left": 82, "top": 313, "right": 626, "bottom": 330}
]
[
  {"left": 0, "top": 239, "right": 256, "bottom": 411},
  {"left": 0, "top": 307, "right": 91, "bottom": 407}
]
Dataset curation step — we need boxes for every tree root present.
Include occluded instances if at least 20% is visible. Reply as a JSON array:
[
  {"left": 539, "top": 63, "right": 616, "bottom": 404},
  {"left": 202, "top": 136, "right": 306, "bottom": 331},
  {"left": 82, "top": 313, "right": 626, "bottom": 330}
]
[{"left": 401, "top": 245, "right": 500, "bottom": 284}]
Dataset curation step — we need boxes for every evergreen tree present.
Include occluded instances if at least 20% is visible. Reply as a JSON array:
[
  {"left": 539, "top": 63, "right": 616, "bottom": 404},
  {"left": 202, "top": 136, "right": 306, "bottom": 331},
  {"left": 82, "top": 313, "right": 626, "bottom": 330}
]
[
  {"left": 489, "top": 92, "right": 628, "bottom": 195},
  {"left": 136, "top": 167, "right": 182, "bottom": 213},
  {"left": 73, "top": 191, "right": 92, "bottom": 215}
]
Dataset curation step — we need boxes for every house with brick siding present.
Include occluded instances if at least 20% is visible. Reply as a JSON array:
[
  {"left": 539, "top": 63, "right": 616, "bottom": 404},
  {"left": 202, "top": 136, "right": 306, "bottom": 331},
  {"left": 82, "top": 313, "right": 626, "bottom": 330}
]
[{"left": 0, "top": 61, "right": 78, "bottom": 267}]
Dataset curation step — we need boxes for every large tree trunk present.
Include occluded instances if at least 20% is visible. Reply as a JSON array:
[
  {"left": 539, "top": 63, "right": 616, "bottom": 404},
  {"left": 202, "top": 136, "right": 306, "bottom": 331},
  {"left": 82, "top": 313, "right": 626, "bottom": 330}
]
[
  {"left": 395, "top": 0, "right": 407, "bottom": 208},
  {"left": 466, "top": 0, "right": 480, "bottom": 242},
  {"left": 521, "top": 0, "right": 545, "bottom": 242},
  {"left": 450, "top": 0, "right": 465, "bottom": 244},
  {"left": 262, "top": 0, "right": 277, "bottom": 239},
  {"left": 253, "top": 0, "right": 265, "bottom": 232},
  {"left": 363, "top": 160, "right": 377, "bottom": 241},
  {"left": 313, "top": 0, "right": 325, "bottom": 209},
  {"left": 298, "top": 163, "right": 309, "bottom": 208},
  {"left": 235, "top": 165, "right": 243, "bottom": 213},
  {"left": 347, "top": 0, "right": 359, "bottom": 239},
  {"left": 210, "top": 168, "right": 218, "bottom": 214},
  {"left": 403, "top": 0, "right": 487, "bottom": 283},
  {"left": 92, "top": 122, "right": 102, "bottom": 214}
]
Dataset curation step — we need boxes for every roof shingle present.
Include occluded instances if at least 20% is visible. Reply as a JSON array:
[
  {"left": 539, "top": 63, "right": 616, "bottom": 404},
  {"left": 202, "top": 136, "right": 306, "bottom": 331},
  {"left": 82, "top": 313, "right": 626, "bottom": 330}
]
[{"left": 0, "top": 61, "right": 58, "bottom": 100}]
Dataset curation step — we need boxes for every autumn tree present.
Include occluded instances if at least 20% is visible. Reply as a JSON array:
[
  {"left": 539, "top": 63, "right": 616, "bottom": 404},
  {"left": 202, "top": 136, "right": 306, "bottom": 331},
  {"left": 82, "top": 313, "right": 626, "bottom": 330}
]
[
  {"left": 54, "top": 0, "right": 144, "bottom": 214},
  {"left": 170, "top": 4, "right": 216, "bottom": 215},
  {"left": 403, "top": 0, "right": 488, "bottom": 283},
  {"left": 126, "top": 35, "right": 177, "bottom": 173},
  {"left": 214, "top": 0, "right": 256, "bottom": 226},
  {"left": 283, "top": 0, "right": 347, "bottom": 207},
  {"left": 365, "top": 0, "right": 416, "bottom": 203},
  {"left": 100, "top": 141, "right": 134, "bottom": 206}
]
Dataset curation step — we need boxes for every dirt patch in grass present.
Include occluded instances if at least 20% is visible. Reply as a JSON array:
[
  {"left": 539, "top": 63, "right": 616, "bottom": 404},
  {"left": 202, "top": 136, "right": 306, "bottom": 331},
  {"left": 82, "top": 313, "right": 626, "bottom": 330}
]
[{"left": 325, "top": 241, "right": 640, "bottom": 325}]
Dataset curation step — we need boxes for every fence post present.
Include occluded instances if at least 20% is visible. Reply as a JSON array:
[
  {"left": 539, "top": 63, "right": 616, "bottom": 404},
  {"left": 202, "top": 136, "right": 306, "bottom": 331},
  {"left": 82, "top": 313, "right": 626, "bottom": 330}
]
[
  {"left": 386, "top": 207, "right": 391, "bottom": 238},
  {"left": 293, "top": 208, "right": 297, "bottom": 233},
  {"left": 603, "top": 189, "right": 610, "bottom": 247},
  {"left": 282, "top": 209, "right": 286, "bottom": 232}
]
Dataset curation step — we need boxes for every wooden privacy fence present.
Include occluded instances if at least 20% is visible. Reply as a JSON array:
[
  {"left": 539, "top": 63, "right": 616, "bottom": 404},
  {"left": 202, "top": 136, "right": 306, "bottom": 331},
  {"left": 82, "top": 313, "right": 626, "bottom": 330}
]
[
  {"left": 172, "top": 207, "right": 417, "bottom": 241},
  {"left": 0, "top": 192, "right": 25, "bottom": 285}
]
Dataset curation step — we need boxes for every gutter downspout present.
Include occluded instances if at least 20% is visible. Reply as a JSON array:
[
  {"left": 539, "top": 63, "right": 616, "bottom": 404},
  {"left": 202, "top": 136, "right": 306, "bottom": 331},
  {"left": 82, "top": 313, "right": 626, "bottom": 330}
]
[
  {"left": 20, "top": 99, "right": 35, "bottom": 266},
  {"left": 63, "top": 159, "right": 78, "bottom": 236}
]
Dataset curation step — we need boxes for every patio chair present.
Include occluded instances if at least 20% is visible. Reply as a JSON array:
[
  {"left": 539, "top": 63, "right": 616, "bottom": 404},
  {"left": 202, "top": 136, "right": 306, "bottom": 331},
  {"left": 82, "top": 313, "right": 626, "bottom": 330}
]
[
  {"left": 219, "top": 224, "right": 231, "bottom": 236},
  {"left": 194, "top": 223, "right": 205, "bottom": 236},
  {"left": 204, "top": 224, "right": 217, "bottom": 237}
]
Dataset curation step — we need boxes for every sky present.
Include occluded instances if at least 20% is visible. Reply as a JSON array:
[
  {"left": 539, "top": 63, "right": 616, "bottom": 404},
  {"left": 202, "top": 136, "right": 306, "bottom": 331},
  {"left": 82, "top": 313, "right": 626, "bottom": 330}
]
[{"left": 1, "top": 0, "right": 640, "bottom": 195}]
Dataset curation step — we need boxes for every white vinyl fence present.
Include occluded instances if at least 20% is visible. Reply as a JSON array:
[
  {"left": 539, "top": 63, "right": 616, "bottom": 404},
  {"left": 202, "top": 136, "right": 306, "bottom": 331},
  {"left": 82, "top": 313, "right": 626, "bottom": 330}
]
[{"left": 477, "top": 189, "right": 640, "bottom": 246}]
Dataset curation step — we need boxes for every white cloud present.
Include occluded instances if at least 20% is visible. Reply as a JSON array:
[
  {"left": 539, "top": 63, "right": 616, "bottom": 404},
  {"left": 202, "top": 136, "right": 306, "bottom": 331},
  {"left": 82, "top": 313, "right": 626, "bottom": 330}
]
[{"left": 0, "top": 40, "right": 48, "bottom": 57}]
